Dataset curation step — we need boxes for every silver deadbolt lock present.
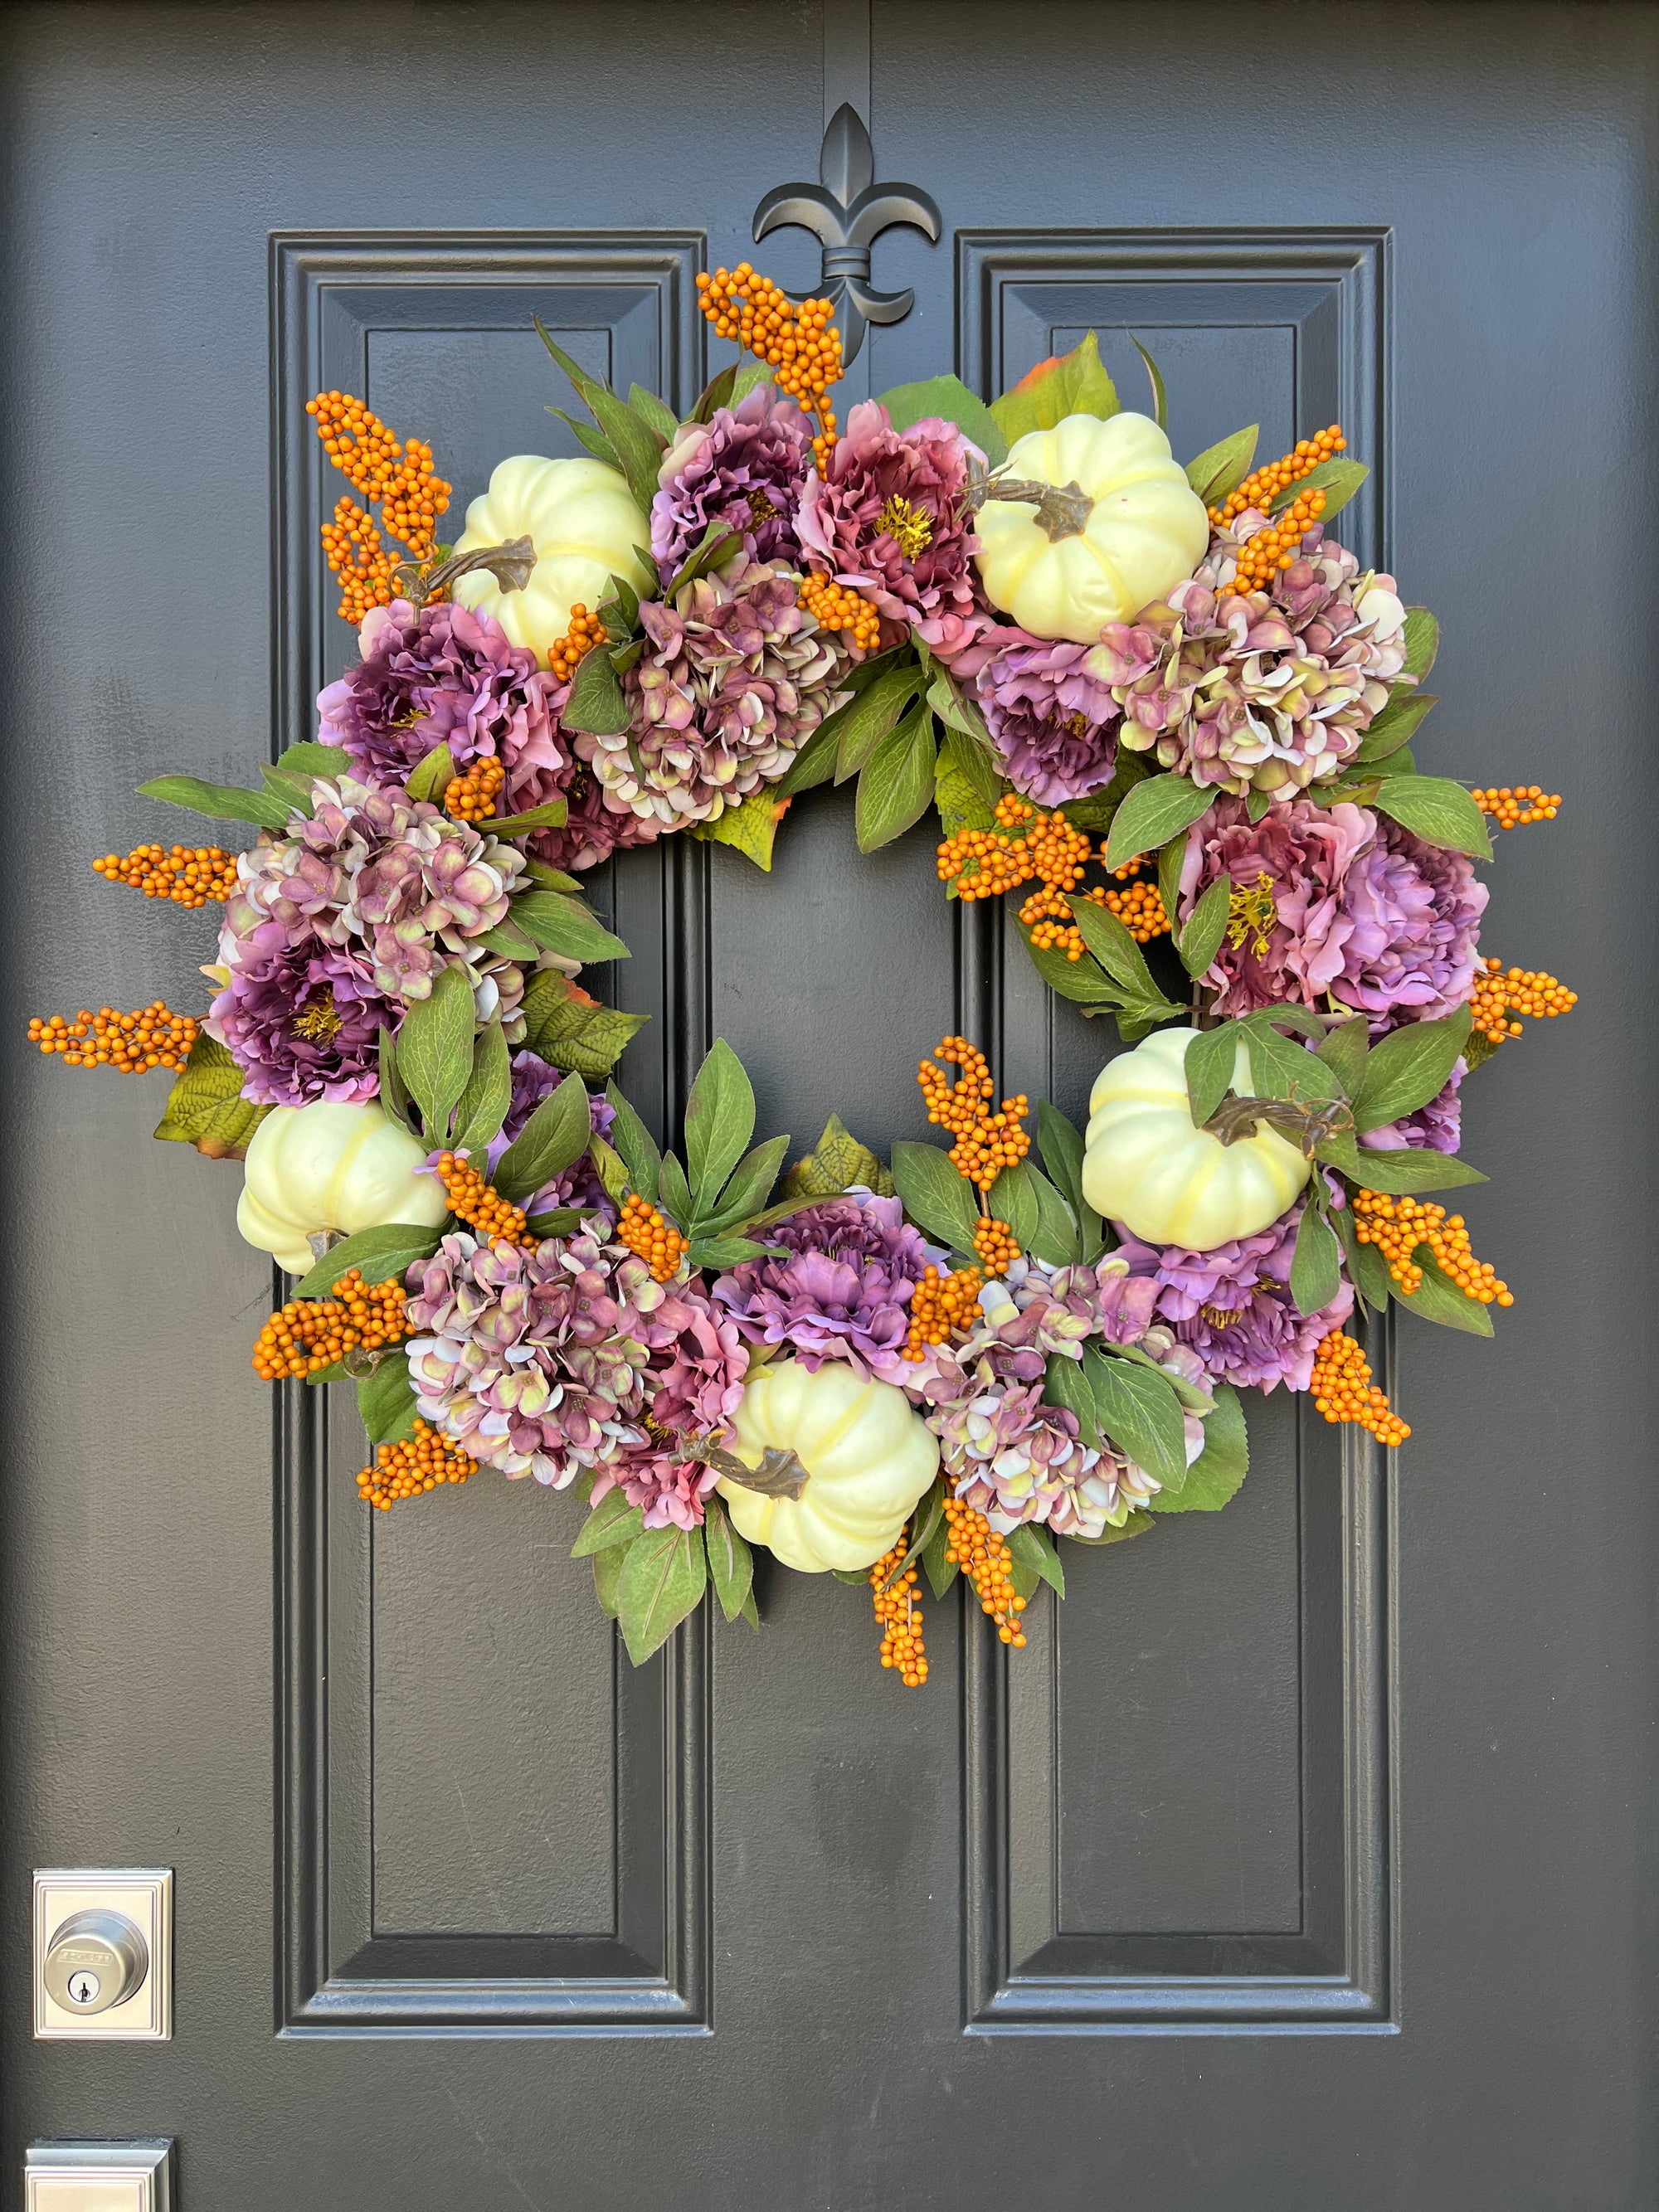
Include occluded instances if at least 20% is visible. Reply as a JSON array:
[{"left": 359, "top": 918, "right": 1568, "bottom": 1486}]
[{"left": 42, "top": 1908, "right": 148, "bottom": 2015}]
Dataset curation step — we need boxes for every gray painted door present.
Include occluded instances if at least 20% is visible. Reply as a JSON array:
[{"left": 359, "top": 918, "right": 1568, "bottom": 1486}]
[{"left": 3, "top": 3, "right": 1653, "bottom": 2205}]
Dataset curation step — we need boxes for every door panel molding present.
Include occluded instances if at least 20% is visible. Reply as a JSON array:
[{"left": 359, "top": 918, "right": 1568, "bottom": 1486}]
[{"left": 271, "top": 235, "right": 711, "bottom": 2035}]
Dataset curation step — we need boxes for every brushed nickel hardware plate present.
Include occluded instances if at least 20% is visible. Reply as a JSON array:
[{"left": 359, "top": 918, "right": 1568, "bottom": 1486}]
[
  {"left": 33, "top": 1871, "right": 172, "bottom": 2041},
  {"left": 25, "top": 2140, "right": 173, "bottom": 2212}
]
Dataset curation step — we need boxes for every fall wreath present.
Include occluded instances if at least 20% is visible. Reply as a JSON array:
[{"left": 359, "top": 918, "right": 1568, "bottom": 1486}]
[{"left": 33, "top": 269, "right": 1575, "bottom": 1678}]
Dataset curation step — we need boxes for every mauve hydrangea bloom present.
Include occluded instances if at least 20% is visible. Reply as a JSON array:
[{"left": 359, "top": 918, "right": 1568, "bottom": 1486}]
[
  {"left": 319, "top": 599, "right": 571, "bottom": 818},
  {"left": 796, "top": 401, "right": 981, "bottom": 650},
  {"left": 590, "top": 558, "right": 845, "bottom": 829},
  {"left": 1176, "top": 793, "right": 1374, "bottom": 1018},
  {"left": 712, "top": 1192, "right": 942, "bottom": 1382},
  {"left": 650, "top": 389, "right": 815, "bottom": 582},
  {"left": 207, "top": 928, "right": 392, "bottom": 1106},
  {"left": 530, "top": 761, "right": 665, "bottom": 875},
  {"left": 1333, "top": 814, "right": 1486, "bottom": 1028},
  {"left": 405, "top": 1230, "right": 746, "bottom": 1527},
  {"left": 1112, "top": 525, "right": 1411, "bottom": 797},
  {"left": 1116, "top": 1197, "right": 1354, "bottom": 1394},
  {"left": 974, "top": 632, "right": 1121, "bottom": 805},
  {"left": 1365, "top": 1059, "right": 1465, "bottom": 1155}
]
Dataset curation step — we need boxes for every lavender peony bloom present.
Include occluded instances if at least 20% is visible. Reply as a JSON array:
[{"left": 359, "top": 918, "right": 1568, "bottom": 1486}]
[
  {"left": 1176, "top": 793, "right": 1376, "bottom": 1018},
  {"left": 207, "top": 926, "right": 392, "bottom": 1106},
  {"left": 1116, "top": 1196, "right": 1353, "bottom": 1393},
  {"left": 529, "top": 760, "right": 666, "bottom": 875},
  {"left": 1331, "top": 815, "right": 1486, "bottom": 1028},
  {"left": 713, "top": 1192, "right": 943, "bottom": 1381},
  {"left": 650, "top": 389, "right": 815, "bottom": 582},
  {"left": 975, "top": 632, "right": 1121, "bottom": 804},
  {"left": 319, "top": 598, "right": 571, "bottom": 817},
  {"left": 796, "top": 401, "right": 981, "bottom": 649}
]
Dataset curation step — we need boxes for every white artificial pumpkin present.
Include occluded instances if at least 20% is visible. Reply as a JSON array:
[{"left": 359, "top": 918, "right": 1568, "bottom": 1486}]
[
  {"left": 974, "top": 411, "right": 1210, "bottom": 644},
  {"left": 237, "top": 1101, "right": 449, "bottom": 1276},
  {"left": 1081, "top": 1026, "right": 1311, "bottom": 1251},
  {"left": 718, "top": 1359, "right": 939, "bottom": 1574},
  {"left": 451, "top": 454, "right": 654, "bottom": 668}
]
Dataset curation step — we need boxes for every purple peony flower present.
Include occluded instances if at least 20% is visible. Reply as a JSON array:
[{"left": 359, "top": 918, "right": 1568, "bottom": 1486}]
[
  {"left": 528, "top": 759, "right": 666, "bottom": 875},
  {"left": 1116, "top": 1196, "right": 1353, "bottom": 1393},
  {"left": 1332, "top": 814, "right": 1486, "bottom": 1028},
  {"left": 207, "top": 926, "right": 392, "bottom": 1106},
  {"left": 319, "top": 599, "right": 571, "bottom": 817},
  {"left": 713, "top": 1192, "right": 943, "bottom": 1382},
  {"left": 650, "top": 389, "right": 815, "bottom": 582},
  {"left": 975, "top": 631, "right": 1121, "bottom": 804},
  {"left": 795, "top": 401, "right": 981, "bottom": 649}
]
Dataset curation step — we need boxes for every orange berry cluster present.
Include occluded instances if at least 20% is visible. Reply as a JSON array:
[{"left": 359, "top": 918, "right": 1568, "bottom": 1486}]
[
  {"left": 444, "top": 755, "right": 504, "bottom": 824},
  {"left": 797, "top": 572, "right": 882, "bottom": 651},
  {"left": 697, "top": 265, "right": 844, "bottom": 471},
  {"left": 28, "top": 1003, "right": 198, "bottom": 1072},
  {"left": 319, "top": 497, "right": 399, "bottom": 626},
  {"left": 1209, "top": 426, "right": 1345, "bottom": 596},
  {"left": 917, "top": 1036, "right": 1030, "bottom": 1191},
  {"left": 93, "top": 843, "right": 238, "bottom": 909},
  {"left": 942, "top": 1480, "right": 1028, "bottom": 1647},
  {"left": 1309, "top": 1330, "right": 1410, "bottom": 1446},
  {"left": 436, "top": 1152, "right": 533, "bottom": 1248},
  {"left": 902, "top": 1264, "right": 984, "bottom": 1362},
  {"left": 939, "top": 795, "right": 1122, "bottom": 962},
  {"left": 972, "top": 1218, "right": 1021, "bottom": 1277},
  {"left": 1468, "top": 957, "right": 1578, "bottom": 1045},
  {"left": 357, "top": 1418, "right": 477, "bottom": 1512},
  {"left": 1351, "top": 1189, "right": 1513, "bottom": 1305},
  {"left": 548, "top": 604, "right": 608, "bottom": 684},
  {"left": 618, "top": 1194, "right": 688, "bottom": 1282},
  {"left": 251, "top": 1270, "right": 408, "bottom": 1381},
  {"left": 1471, "top": 785, "right": 1562, "bottom": 829},
  {"left": 870, "top": 1532, "right": 927, "bottom": 1687},
  {"left": 307, "top": 391, "right": 450, "bottom": 621},
  {"left": 1101, "top": 860, "right": 1172, "bottom": 945}
]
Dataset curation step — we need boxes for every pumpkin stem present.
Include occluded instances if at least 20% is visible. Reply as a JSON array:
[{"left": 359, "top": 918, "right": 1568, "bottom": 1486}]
[
  {"left": 963, "top": 464, "right": 1093, "bottom": 542},
  {"left": 1204, "top": 1092, "right": 1354, "bottom": 1159},
  {"left": 401, "top": 534, "right": 537, "bottom": 603}
]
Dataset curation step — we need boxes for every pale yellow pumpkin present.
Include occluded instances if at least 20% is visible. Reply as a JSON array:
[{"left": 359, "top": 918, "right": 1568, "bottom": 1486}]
[
  {"left": 237, "top": 1102, "right": 448, "bottom": 1275},
  {"left": 1082, "top": 1027, "right": 1311, "bottom": 1250},
  {"left": 974, "top": 411, "right": 1210, "bottom": 644},
  {"left": 718, "top": 1359, "right": 938, "bottom": 1574},
  {"left": 451, "top": 455, "right": 654, "bottom": 668}
]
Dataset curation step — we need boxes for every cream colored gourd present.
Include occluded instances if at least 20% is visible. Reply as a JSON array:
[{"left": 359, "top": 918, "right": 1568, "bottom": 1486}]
[
  {"left": 1082, "top": 1027, "right": 1311, "bottom": 1250},
  {"left": 451, "top": 454, "right": 654, "bottom": 668},
  {"left": 974, "top": 411, "right": 1210, "bottom": 644},
  {"left": 237, "top": 1101, "right": 449, "bottom": 1275},
  {"left": 718, "top": 1359, "right": 939, "bottom": 1574}
]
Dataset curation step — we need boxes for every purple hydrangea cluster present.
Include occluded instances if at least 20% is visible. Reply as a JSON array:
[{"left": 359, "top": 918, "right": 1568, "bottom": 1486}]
[
  {"left": 651, "top": 389, "right": 815, "bottom": 581},
  {"left": 713, "top": 1192, "right": 942, "bottom": 1381},
  {"left": 973, "top": 635, "right": 1121, "bottom": 805},
  {"left": 405, "top": 1229, "right": 747, "bottom": 1529},
  {"left": 1176, "top": 794, "right": 1486, "bottom": 1031},
  {"left": 207, "top": 775, "right": 528, "bottom": 1106}
]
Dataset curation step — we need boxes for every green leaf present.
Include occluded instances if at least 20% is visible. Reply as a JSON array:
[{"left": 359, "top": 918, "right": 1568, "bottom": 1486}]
[
  {"left": 1177, "top": 873, "right": 1232, "bottom": 979},
  {"left": 494, "top": 1073, "right": 593, "bottom": 1203},
  {"left": 1083, "top": 1347, "right": 1190, "bottom": 1487},
  {"left": 703, "top": 1496, "right": 754, "bottom": 1623},
  {"left": 1371, "top": 775, "right": 1492, "bottom": 860},
  {"left": 1128, "top": 335, "right": 1168, "bottom": 430},
  {"left": 549, "top": 409, "right": 621, "bottom": 471},
  {"left": 519, "top": 859, "right": 581, "bottom": 893},
  {"left": 1185, "top": 1025, "right": 1239, "bottom": 1131},
  {"left": 778, "top": 1113, "right": 894, "bottom": 1203},
  {"left": 562, "top": 643, "right": 631, "bottom": 737},
  {"left": 605, "top": 1083, "right": 663, "bottom": 1206},
  {"left": 519, "top": 975, "right": 647, "bottom": 1081},
  {"left": 260, "top": 760, "right": 318, "bottom": 815},
  {"left": 834, "top": 663, "right": 925, "bottom": 784},
  {"left": 1267, "top": 455, "right": 1370, "bottom": 521},
  {"left": 477, "top": 917, "right": 542, "bottom": 961},
  {"left": 1289, "top": 1203, "right": 1342, "bottom": 1316},
  {"left": 878, "top": 373, "right": 1008, "bottom": 467},
  {"left": 627, "top": 382, "right": 678, "bottom": 444},
  {"left": 151, "top": 1034, "right": 271, "bottom": 1159},
  {"left": 937, "top": 708, "right": 1004, "bottom": 808},
  {"left": 855, "top": 705, "right": 937, "bottom": 852},
  {"left": 990, "top": 330, "right": 1119, "bottom": 443},
  {"left": 922, "top": 1507, "right": 959, "bottom": 1597},
  {"left": 663, "top": 521, "right": 740, "bottom": 600},
  {"left": 1044, "top": 1354, "right": 1102, "bottom": 1447},
  {"left": 615, "top": 1523, "right": 708, "bottom": 1666},
  {"left": 1029, "top": 1161, "right": 1088, "bottom": 1269},
  {"left": 592, "top": 1541, "right": 629, "bottom": 1618},
  {"left": 1068, "top": 893, "right": 1160, "bottom": 998},
  {"left": 572, "top": 1489, "right": 647, "bottom": 1556},
  {"left": 535, "top": 320, "right": 664, "bottom": 512},
  {"left": 473, "top": 798, "right": 571, "bottom": 836},
  {"left": 1331, "top": 1203, "right": 1394, "bottom": 1313},
  {"left": 1185, "top": 424, "right": 1259, "bottom": 505},
  {"left": 1397, "top": 1251, "right": 1496, "bottom": 1335},
  {"left": 1069, "top": 1508, "right": 1156, "bottom": 1545},
  {"left": 1019, "top": 929, "right": 1124, "bottom": 1007},
  {"left": 1315, "top": 1014, "right": 1370, "bottom": 1099},
  {"left": 523, "top": 1205, "right": 593, "bottom": 1239},
  {"left": 404, "top": 744, "right": 455, "bottom": 804},
  {"left": 935, "top": 743, "right": 1000, "bottom": 845},
  {"left": 276, "top": 741, "right": 353, "bottom": 783},
  {"left": 450, "top": 1018, "right": 512, "bottom": 1156},
  {"left": 396, "top": 965, "right": 477, "bottom": 1138},
  {"left": 889, "top": 1140, "right": 980, "bottom": 1254},
  {"left": 1008, "top": 1522, "right": 1066, "bottom": 1599},
  {"left": 684, "top": 1038, "right": 757, "bottom": 1210},
  {"left": 687, "top": 1232, "right": 780, "bottom": 1271},
  {"left": 732, "top": 357, "right": 774, "bottom": 406},
  {"left": 1343, "top": 1145, "right": 1486, "bottom": 1195},
  {"left": 695, "top": 1134, "right": 789, "bottom": 1236},
  {"left": 138, "top": 774, "right": 288, "bottom": 832},
  {"left": 511, "top": 892, "right": 631, "bottom": 965},
  {"left": 1246, "top": 787, "right": 1273, "bottom": 824},
  {"left": 357, "top": 1356, "right": 418, "bottom": 1451},
  {"left": 688, "top": 786, "right": 786, "bottom": 870},
  {"left": 1155, "top": 1383, "right": 1248, "bottom": 1513},
  {"left": 1401, "top": 606, "right": 1439, "bottom": 681},
  {"left": 1112, "top": 1339, "right": 1215, "bottom": 1414},
  {"left": 1036, "top": 1101, "right": 1104, "bottom": 1262},
  {"left": 377, "top": 1028, "right": 416, "bottom": 1135},
  {"left": 1104, "top": 774, "right": 1215, "bottom": 872},
  {"left": 1353, "top": 688, "right": 1436, "bottom": 766},
  {"left": 772, "top": 714, "right": 840, "bottom": 798},
  {"left": 688, "top": 361, "right": 738, "bottom": 422},
  {"left": 1238, "top": 1014, "right": 1342, "bottom": 1104},
  {"left": 987, "top": 1159, "right": 1040, "bottom": 1248},
  {"left": 1350, "top": 1007, "right": 1472, "bottom": 1134},
  {"left": 292, "top": 1222, "right": 442, "bottom": 1299}
]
